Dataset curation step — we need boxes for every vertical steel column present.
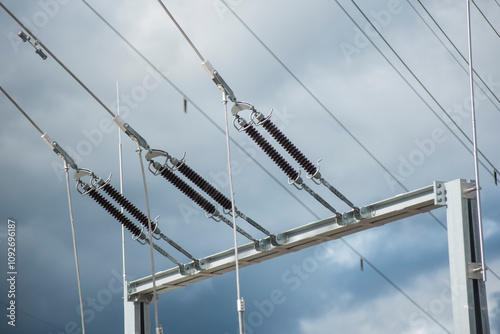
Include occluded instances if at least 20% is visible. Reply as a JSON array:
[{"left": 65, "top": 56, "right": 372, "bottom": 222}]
[
  {"left": 124, "top": 295, "right": 151, "bottom": 334},
  {"left": 446, "top": 179, "right": 490, "bottom": 333}
]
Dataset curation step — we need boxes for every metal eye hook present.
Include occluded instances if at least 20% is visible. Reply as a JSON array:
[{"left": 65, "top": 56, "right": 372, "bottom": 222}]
[
  {"left": 134, "top": 231, "right": 147, "bottom": 245},
  {"left": 152, "top": 215, "right": 161, "bottom": 240},
  {"left": 288, "top": 169, "right": 304, "bottom": 190},
  {"left": 167, "top": 152, "right": 186, "bottom": 172},
  {"left": 148, "top": 159, "right": 166, "bottom": 176},
  {"left": 250, "top": 109, "right": 273, "bottom": 126}
]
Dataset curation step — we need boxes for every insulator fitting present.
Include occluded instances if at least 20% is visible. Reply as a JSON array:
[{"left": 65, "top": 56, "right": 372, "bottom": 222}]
[{"left": 243, "top": 124, "right": 299, "bottom": 181}]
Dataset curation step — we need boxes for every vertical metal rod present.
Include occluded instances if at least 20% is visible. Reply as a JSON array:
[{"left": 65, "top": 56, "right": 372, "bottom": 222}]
[
  {"left": 222, "top": 89, "right": 245, "bottom": 334},
  {"left": 136, "top": 144, "right": 161, "bottom": 332},
  {"left": 64, "top": 160, "right": 86, "bottom": 334},
  {"left": 466, "top": 0, "right": 486, "bottom": 281},
  {"left": 117, "top": 82, "right": 128, "bottom": 327}
]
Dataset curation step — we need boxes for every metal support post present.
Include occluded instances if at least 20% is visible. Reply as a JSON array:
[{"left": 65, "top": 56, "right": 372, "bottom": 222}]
[
  {"left": 124, "top": 293, "right": 151, "bottom": 334},
  {"left": 446, "top": 179, "right": 490, "bottom": 334}
]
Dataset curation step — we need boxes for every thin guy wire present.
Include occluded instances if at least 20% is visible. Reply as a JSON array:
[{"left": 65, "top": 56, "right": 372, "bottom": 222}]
[
  {"left": 417, "top": 0, "right": 500, "bottom": 109},
  {"left": 406, "top": 0, "right": 500, "bottom": 115},
  {"left": 64, "top": 160, "right": 86, "bottom": 334},
  {"left": 154, "top": 0, "right": 205, "bottom": 62},
  {"left": 136, "top": 145, "right": 160, "bottom": 330},
  {"left": 348, "top": 0, "right": 497, "bottom": 178},
  {"left": 0, "top": 2, "right": 116, "bottom": 118},
  {"left": 472, "top": 0, "right": 500, "bottom": 40},
  {"left": 223, "top": 90, "right": 246, "bottom": 334},
  {"left": 0, "top": 85, "right": 44, "bottom": 134},
  {"left": 466, "top": 0, "right": 486, "bottom": 281}
]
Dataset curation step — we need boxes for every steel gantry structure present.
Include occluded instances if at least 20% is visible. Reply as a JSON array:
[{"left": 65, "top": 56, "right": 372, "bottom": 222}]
[{"left": 124, "top": 179, "right": 490, "bottom": 334}]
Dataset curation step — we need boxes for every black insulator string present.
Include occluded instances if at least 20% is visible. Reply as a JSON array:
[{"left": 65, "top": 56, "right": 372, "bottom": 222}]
[
  {"left": 155, "top": 163, "right": 257, "bottom": 242},
  {"left": 87, "top": 187, "right": 182, "bottom": 265},
  {"left": 177, "top": 162, "right": 273, "bottom": 236},
  {"left": 102, "top": 183, "right": 156, "bottom": 230},
  {"left": 260, "top": 117, "right": 318, "bottom": 176},
  {"left": 258, "top": 116, "right": 357, "bottom": 210},
  {"left": 101, "top": 182, "right": 197, "bottom": 260},
  {"left": 87, "top": 188, "right": 142, "bottom": 237},
  {"left": 241, "top": 122, "right": 340, "bottom": 215},
  {"left": 244, "top": 124, "right": 299, "bottom": 181}
]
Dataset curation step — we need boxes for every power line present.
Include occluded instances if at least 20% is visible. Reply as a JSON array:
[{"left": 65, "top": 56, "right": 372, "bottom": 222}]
[
  {"left": 472, "top": 0, "right": 500, "bottom": 40},
  {"left": 417, "top": 0, "right": 500, "bottom": 111},
  {"left": 405, "top": 0, "right": 500, "bottom": 115},
  {"left": 347, "top": 0, "right": 498, "bottom": 179}
]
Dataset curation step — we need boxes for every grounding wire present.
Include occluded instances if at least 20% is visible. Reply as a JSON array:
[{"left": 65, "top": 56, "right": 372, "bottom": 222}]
[
  {"left": 223, "top": 89, "right": 246, "bottom": 334},
  {"left": 416, "top": 0, "right": 500, "bottom": 111},
  {"left": 406, "top": 0, "right": 500, "bottom": 115},
  {"left": 348, "top": 0, "right": 498, "bottom": 179},
  {"left": 472, "top": 0, "right": 500, "bottom": 40},
  {"left": 63, "top": 160, "right": 86, "bottom": 334},
  {"left": 136, "top": 144, "right": 161, "bottom": 331}
]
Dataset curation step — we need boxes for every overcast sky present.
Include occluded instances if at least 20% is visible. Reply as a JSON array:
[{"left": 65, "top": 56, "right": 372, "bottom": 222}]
[{"left": 0, "top": 0, "right": 499, "bottom": 333}]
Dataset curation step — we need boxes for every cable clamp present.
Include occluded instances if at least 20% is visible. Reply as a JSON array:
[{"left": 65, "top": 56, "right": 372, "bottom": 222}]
[
  {"left": 231, "top": 101, "right": 254, "bottom": 117},
  {"left": 41, "top": 133, "right": 78, "bottom": 170},
  {"left": 202, "top": 60, "right": 236, "bottom": 103},
  {"left": 18, "top": 31, "right": 47, "bottom": 60},
  {"left": 250, "top": 109, "right": 273, "bottom": 126},
  {"left": 113, "top": 115, "right": 150, "bottom": 151},
  {"left": 233, "top": 116, "right": 252, "bottom": 132}
]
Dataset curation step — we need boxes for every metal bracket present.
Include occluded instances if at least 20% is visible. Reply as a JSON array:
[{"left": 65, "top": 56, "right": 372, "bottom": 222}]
[
  {"left": 231, "top": 101, "right": 254, "bottom": 117},
  {"left": 113, "top": 115, "right": 150, "bottom": 151},
  {"left": 202, "top": 60, "right": 236, "bottom": 103},
  {"left": 41, "top": 133, "right": 78, "bottom": 170},
  {"left": 73, "top": 168, "right": 94, "bottom": 182},
  {"left": 433, "top": 181, "right": 446, "bottom": 205},
  {"left": 468, "top": 262, "right": 484, "bottom": 280},
  {"left": 463, "top": 181, "right": 478, "bottom": 199},
  {"left": 145, "top": 149, "right": 170, "bottom": 162}
]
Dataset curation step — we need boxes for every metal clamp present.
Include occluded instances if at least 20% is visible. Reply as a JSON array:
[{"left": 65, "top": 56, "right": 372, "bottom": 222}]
[
  {"left": 76, "top": 181, "right": 92, "bottom": 196},
  {"left": 307, "top": 159, "right": 322, "bottom": 183},
  {"left": 113, "top": 115, "right": 150, "bottom": 151},
  {"left": 202, "top": 60, "right": 236, "bottom": 103},
  {"left": 41, "top": 133, "right": 78, "bottom": 170},
  {"left": 168, "top": 153, "right": 186, "bottom": 172},
  {"left": 288, "top": 169, "right": 303, "bottom": 190},
  {"left": 91, "top": 173, "right": 112, "bottom": 191},
  {"left": 231, "top": 101, "right": 254, "bottom": 117},
  {"left": 233, "top": 116, "right": 253, "bottom": 132}
]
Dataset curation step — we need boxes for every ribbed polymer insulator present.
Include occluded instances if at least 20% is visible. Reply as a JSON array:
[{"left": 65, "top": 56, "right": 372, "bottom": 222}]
[
  {"left": 261, "top": 119, "right": 318, "bottom": 176},
  {"left": 244, "top": 125, "right": 299, "bottom": 181},
  {"left": 160, "top": 167, "right": 217, "bottom": 214},
  {"left": 101, "top": 183, "right": 157, "bottom": 231},
  {"left": 177, "top": 163, "right": 232, "bottom": 211},
  {"left": 88, "top": 189, "right": 142, "bottom": 237}
]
